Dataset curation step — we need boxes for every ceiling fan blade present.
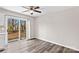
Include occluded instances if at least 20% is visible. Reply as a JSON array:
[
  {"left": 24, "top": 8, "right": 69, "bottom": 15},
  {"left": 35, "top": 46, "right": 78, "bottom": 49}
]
[
  {"left": 22, "top": 6, "right": 30, "bottom": 9},
  {"left": 34, "top": 6, "right": 40, "bottom": 9},
  {"left": 22, "top": 10, "right": 30, "bottom": 12},
  {"left": 34, "top": 10, "right": 41, "bottom": 13}
]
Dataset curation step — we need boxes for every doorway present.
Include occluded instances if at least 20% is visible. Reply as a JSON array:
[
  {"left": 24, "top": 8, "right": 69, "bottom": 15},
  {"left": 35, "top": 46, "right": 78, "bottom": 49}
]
[{"left": 7, "top": 16, "right": 27, "bottom": 42}]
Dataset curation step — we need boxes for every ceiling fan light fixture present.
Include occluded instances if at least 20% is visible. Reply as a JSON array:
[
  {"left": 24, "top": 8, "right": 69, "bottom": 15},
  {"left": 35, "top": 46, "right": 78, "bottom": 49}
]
[
  {"left": 31, "top": 13, "right": 33, "bottom": 15},
  {"left": 30, "top": 10, "right": 33, "bottom": 15}
]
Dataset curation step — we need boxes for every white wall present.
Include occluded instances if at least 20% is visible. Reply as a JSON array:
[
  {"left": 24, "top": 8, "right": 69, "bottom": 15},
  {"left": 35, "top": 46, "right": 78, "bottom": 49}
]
[
  {"left": 0, "top": 8, "right": 35, "bottom": 47},
  {"left": 35, "top": 7, "right": 79, "bottom": 51}
]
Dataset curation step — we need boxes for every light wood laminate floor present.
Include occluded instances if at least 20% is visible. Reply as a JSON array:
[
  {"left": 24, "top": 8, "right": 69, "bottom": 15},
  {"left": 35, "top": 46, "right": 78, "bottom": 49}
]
[{"left": 2, "top": 38, "right": 79, "bottom": 53}]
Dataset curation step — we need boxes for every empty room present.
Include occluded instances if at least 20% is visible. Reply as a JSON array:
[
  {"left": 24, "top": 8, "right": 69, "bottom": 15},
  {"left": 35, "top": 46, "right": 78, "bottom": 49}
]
[{"left": 0, "top": 6, "right": 79, "bottom": 53}]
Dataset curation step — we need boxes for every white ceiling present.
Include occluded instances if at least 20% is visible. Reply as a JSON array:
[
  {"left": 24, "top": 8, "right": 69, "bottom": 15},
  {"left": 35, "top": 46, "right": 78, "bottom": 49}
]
[{"left": 1, "top": 6, "right": 73, "bottom": 17}]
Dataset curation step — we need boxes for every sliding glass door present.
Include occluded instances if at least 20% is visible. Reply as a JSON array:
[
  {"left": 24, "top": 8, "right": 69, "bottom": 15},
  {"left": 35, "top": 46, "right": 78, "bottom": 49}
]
[
  {"left": 6, "top": 16, "right": 30, "bottom": 42},
  {"left": 7, "top": 17, "right": 27, "bottom": 42}
]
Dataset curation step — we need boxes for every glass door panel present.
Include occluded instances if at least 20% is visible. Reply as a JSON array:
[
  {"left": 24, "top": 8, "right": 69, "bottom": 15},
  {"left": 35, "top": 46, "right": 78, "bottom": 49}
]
[
  {"left": 20, "top": 20, "right": 26, "bottom": 40},
  {"left": 8, "top": 18, "right": 19, "bottom": 41}
]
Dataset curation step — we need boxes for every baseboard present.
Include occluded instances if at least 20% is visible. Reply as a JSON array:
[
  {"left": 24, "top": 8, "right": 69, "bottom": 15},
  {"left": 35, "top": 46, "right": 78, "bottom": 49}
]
[{"left": 27, "top": 38, "right": 37, "bottom": 40}]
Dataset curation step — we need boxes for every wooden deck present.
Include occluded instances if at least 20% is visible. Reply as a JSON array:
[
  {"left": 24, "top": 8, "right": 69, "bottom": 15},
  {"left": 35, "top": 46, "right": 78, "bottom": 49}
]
[{"left": 8, "top": 32, "right": 19, "bottom": 40}]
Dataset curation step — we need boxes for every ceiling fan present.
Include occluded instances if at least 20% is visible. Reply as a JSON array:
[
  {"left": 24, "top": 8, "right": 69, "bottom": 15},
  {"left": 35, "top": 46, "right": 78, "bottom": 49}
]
[{"left": 22, "top": 6, "right": 42, "bottom": 15}]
